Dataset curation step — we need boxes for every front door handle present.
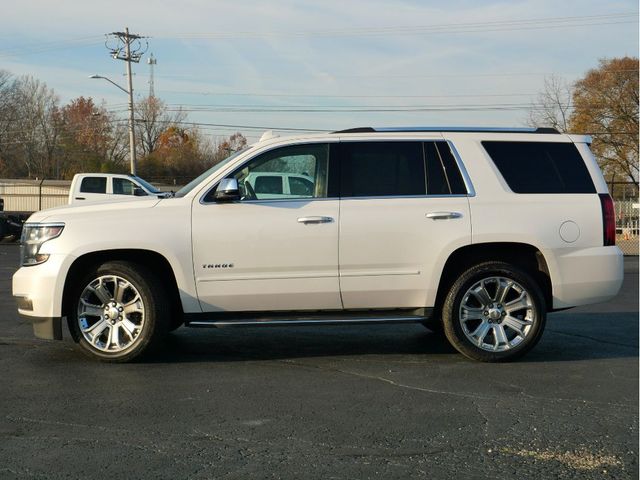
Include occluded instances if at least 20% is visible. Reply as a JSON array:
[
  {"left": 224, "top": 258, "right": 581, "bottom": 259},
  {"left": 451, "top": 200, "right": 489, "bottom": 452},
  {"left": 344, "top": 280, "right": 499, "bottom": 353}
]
[
  {"left": 426, "top": 211, "right": 463, "bottom": 220},
  {"left": 297, "top": 216, "right": 334, "bottom": 224}
]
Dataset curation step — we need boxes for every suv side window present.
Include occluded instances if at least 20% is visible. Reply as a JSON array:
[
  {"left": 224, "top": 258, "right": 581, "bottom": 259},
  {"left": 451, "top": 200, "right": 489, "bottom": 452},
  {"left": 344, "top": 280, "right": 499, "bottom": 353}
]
[
  {"left": 113, "top": 178, "right": 136, "bottom": 195},
  {"left": 339, "top": 141, "right": 425, "bottom": 197},
  {"left": 80, "top": 177, "right": 107, "bottom": 194},
  {"left": 231, "top": 143, "right": 329, "bottom": 201},
  {"left": 254, "top": 175, "right": 283, "bottom": 195},
  {"left": 289, "top": 176, "right": 314, "bottom": 196},
  {"left": 424, "top": 142, "right": 468, "bottom": 195},
  {"left": 482, "top": 141, "right": 596, "bottom": 194}
]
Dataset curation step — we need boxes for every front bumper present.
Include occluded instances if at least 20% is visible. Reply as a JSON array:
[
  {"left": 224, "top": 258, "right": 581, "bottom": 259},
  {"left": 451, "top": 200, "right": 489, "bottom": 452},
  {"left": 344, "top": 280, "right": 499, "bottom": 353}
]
[
  {"left": 12, "top": 253, "right": 74, "bottom": 340},
  {"left": 17, "top": 311, "right": 62, "bottom": 340}
]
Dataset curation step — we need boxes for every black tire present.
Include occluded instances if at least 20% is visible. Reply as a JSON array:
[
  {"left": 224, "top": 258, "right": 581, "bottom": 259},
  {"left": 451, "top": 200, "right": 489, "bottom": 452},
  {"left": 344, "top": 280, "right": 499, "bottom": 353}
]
[
  {"left": 442, "top": 261, "right": 546, "bottom": 362},
  {"left": 67, "top": 261, "right": 170, "bottom": 362}
]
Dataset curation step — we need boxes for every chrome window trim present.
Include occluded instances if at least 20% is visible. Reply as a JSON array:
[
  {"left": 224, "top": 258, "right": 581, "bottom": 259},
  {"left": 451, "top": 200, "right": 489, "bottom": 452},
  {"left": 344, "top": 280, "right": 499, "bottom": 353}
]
[
  {"left": 445, "top": 140, "right": 476, "bottom": 197},
  {"left": 199, "top": 140, "right": 334, "bottom": 205},
  {"left": 199, "top": 138, "right": 476, "bottom": 205},
  {"left": 339, "top": 194, "right": 471, "bottom": 200}
]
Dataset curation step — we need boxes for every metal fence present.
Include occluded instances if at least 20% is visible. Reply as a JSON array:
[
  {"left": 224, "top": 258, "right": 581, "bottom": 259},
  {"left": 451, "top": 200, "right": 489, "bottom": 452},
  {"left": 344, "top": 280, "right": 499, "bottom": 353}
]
[
  {"left": 607, "top": 182, "right": 639, "bottom": 255},
  {"left": 0, "top": 179, "right": 70, "bottom": 212}
]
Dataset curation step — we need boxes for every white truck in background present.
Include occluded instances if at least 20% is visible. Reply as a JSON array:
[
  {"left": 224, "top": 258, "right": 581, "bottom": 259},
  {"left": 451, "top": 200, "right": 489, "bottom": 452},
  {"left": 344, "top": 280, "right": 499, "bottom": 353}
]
[{"left": 68, "top": 173, "right": 168, "bottom": 204}]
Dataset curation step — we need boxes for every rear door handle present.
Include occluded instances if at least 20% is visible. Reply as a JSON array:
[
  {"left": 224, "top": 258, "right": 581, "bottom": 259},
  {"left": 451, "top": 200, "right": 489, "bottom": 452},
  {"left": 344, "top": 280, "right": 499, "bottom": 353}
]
[
  {"left": 426, "top": 211, "right": 463, "bottom": 220},
  {"left": 297, "top": 216, "right": 334, "bottom": 224},
  {"left": 75, "top": 197, "right": 85, "bottom": 200}
]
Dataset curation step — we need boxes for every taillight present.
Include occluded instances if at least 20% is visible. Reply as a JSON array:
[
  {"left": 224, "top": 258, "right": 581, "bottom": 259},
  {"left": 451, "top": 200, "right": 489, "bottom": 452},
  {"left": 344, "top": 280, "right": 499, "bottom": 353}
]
[{"left": 599, "top": 193, "right": 615, "bottom": 246}]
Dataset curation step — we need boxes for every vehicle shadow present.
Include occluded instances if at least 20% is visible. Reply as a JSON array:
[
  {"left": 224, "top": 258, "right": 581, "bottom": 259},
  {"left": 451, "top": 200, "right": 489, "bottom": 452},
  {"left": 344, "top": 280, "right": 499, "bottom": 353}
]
[{"left": 141, "top": 311, "right": 638, "bottom": 364}]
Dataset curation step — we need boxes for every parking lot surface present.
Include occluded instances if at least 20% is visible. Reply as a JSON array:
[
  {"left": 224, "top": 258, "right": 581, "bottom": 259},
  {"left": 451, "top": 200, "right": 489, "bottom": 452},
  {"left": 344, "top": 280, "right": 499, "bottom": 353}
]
[{"left": 0, "top": 244, "right": 637, "bottom": 479}]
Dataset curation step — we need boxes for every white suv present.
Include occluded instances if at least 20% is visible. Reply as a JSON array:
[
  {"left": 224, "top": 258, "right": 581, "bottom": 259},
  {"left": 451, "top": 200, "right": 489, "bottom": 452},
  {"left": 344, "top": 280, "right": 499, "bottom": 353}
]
[{"left": 12, "top": 127, "right": 624, "bottom": 362}]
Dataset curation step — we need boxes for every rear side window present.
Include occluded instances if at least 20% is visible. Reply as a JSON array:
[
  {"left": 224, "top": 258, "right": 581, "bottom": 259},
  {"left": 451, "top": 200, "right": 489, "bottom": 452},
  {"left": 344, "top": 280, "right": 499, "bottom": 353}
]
[
  {"left": 424, "top": 142, "right": 468, "bottom": 195},
  {"left": 80, "top": 177, "right": 106, "bottom": 194},
  {"left": 339, "top": 142, "right": 425, "bottom": 197},
  {"left": 482, "top": 141, "right": 596, "bottom": 194}
]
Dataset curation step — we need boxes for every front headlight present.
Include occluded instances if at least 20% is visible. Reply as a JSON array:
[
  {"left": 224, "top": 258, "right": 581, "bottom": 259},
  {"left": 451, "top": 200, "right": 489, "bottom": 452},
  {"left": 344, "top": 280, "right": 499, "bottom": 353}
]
[{"left": 20, "top": 223, "right": 65, "bottom": 266}]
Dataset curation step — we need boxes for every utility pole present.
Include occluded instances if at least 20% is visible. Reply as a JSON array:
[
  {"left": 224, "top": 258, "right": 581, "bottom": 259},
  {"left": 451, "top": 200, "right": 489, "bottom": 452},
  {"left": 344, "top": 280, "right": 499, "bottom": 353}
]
[{"left": 104, "top": 27, "right": 148, "bottom": 176}]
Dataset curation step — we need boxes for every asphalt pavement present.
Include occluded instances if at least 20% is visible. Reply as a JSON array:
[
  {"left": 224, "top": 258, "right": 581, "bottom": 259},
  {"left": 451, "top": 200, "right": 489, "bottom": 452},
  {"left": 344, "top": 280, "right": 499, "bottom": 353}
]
[{"left": 0, "top": 244, "right": 637, "bottom": 480}]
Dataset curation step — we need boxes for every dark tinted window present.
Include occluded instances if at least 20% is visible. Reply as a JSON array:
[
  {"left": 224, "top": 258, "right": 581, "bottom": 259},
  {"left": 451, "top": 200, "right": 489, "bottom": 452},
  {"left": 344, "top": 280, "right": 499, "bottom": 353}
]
[
  {"left": 436, "top": 143, "right": 467, "bottom": 194},
  {"left": 425, "top": 142, "right": 450, "bottom": 195},
  {"left": 482, "top": 141, "right": 595, "bottom": 194},
  {"left": 80, "top": 177, "right": 106, "bottom": 194},
  {"left": 254, "top": 176, "right": 283, "bottom": 194},
  {"left": 424, "top": 142, "right": 468, "bottom": 195},
  {"left": 339, "top": 142, "right": 425, "bottom": 197}
]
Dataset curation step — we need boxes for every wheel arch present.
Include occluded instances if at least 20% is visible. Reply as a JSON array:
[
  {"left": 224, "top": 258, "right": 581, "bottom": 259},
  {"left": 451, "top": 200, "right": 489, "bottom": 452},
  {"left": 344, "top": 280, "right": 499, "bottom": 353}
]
[
  {"left": 62, "top": 249, "right": 184, "bottom": 339},
  {"left": 434, "top": 242, "right": 552, "bottom": 315}
]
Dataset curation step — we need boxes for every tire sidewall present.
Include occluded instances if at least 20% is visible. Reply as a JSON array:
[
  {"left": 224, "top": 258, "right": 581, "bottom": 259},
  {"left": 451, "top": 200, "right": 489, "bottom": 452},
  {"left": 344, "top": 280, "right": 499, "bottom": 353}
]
[
  {"left": 68, "top": 261, "right": 168, "bottom": 362},
  {"left": 443, "top": 262, "right": 546, "bottom": 362}
]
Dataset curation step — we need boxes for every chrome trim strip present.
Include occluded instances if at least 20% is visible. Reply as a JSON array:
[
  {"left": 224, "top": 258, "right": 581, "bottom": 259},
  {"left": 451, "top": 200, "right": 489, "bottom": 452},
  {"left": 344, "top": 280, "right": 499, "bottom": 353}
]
[
  {"left": 189, "top": 316, "right": 426, "bottom": 327},
  {"left": 340, "top": 270, "right": 420, "bottom": 277},
  {"left": 445, "top": 140, "right": 476, "bottom": 197},
  {"left": 198, "top": 272, "right": 337, "bottom": 282}
]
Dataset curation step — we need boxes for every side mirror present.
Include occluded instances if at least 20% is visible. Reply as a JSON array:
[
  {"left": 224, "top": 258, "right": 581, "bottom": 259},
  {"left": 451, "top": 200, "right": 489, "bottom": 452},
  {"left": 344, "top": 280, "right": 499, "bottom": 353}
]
[
  {"left": 214, "top": 178, "right": 240, "bottom": 202},
  {"left": 133, "top": 187, "right": 147, "bottom": 197}
]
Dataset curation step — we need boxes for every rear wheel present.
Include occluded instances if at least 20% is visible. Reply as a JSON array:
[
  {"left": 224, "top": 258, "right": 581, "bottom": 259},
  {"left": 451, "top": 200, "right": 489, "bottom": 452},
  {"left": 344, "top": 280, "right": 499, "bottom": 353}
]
[
  {"left": 68, "top": 261, "right": 170, "bottom": 362},
  {"left": 442, "top": 262, "right": 546, "bottom": 362}
]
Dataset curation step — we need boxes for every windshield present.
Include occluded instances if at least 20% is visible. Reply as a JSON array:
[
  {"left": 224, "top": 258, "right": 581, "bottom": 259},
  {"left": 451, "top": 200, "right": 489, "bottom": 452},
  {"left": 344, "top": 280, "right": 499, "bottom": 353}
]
[
  {"left": 133, "top": 176, "right": 162, "bottom": 194},
  {"left": 174, "top": 148, "right": 250, "bottom": 198}
]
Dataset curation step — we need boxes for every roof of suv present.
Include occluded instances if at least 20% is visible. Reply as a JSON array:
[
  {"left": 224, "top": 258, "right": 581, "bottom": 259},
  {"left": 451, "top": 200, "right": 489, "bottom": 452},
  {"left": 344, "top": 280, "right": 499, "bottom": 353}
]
[{"left": 332, "top": 127, "right": 560, "bottom": 134}]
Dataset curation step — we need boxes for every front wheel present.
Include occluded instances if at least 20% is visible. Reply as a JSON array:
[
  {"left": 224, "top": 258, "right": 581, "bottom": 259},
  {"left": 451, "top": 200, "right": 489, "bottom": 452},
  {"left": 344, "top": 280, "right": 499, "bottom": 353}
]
[
  {"left": 442, "top": 262, "right": 546, "bottom": 362},
  {"left": 68, "top": 261, "right": 170, "bottom": 362}
]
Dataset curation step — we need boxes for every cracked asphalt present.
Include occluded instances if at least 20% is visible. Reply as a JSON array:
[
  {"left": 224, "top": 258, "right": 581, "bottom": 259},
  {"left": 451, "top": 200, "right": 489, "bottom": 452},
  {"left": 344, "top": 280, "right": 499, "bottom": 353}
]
[{"left": 0, "top": 244, "right": 637, "bottom": 480}]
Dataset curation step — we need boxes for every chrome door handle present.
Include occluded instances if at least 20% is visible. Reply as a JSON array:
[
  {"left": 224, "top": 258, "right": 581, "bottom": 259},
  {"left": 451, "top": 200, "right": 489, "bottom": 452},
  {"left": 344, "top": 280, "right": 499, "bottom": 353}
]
[
  {"left": 297, "top": 216, "right": 334, "bottom": 224},
  {"left": 426, "top": 211, "right": 463, "bottom": 220}
]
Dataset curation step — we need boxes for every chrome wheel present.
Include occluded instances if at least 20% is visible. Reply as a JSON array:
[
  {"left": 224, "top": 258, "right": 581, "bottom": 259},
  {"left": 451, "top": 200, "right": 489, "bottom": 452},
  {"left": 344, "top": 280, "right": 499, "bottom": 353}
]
[
  {"left": 77, "top": 275, "right": 145, "bottom": 353},
  {"left": 459, "top": 276, "right": 536, "bottom": 352}
]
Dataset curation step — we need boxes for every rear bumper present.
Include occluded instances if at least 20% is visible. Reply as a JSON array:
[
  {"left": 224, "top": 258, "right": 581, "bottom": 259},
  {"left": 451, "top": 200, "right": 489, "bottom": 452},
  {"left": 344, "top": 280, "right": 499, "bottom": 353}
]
[{"left": 546, "top": 246, "right": 624, "bottom": 309}]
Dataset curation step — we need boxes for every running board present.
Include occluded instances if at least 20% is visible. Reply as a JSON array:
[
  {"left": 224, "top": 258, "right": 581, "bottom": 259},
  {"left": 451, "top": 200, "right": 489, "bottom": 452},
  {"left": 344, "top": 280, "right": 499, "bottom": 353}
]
[{"left": 185, "top": 309, "right": 431, "bottom": 329}]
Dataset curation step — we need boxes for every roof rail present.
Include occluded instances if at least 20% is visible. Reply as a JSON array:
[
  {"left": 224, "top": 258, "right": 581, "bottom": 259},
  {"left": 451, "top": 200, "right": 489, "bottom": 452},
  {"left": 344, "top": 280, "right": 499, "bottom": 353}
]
[{"left": 332, "top": 126, "right": 560, "bottom": 134}]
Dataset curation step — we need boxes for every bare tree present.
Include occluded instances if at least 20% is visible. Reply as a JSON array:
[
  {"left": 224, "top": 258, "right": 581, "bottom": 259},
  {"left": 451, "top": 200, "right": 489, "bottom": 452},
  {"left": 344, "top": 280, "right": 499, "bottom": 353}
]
[
  {"left": 135, "top": 96, "right": 186, "bottom": 157},
  {"left": 11, "top": 76, "right": 61, "bottom": 178},
  {"left": 527, "top": 75, "right": 573, "bottom": 132}
]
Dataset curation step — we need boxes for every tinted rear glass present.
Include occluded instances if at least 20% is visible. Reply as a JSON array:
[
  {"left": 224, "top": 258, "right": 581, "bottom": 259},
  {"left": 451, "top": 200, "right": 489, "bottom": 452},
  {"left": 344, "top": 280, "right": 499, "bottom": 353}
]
[
  {"left": 482, "top": 141, "right": 595, "bottom": 194},
  {"left": 339, "top": 142, "right": 425, "bottom": 197},
  {"left": 80, "top": 177, "right": 107, "bottom": 194},
  {"left": 424, "top": 142, "right": 468, "bottom": 195}
]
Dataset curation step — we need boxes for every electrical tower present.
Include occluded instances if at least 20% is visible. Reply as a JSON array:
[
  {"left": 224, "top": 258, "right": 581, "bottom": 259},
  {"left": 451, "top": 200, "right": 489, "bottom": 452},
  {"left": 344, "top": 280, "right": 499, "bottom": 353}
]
[
  {"left": 147, "top": 53, "right": 157, "bottom": 98},
  {"left": 104, "top": 27, "right": 148, "bottom": 176}
]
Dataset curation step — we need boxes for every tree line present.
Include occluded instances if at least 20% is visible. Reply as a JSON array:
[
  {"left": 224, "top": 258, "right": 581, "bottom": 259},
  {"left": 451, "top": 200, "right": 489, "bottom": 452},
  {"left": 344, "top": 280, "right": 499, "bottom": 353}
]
[
  {"left": 1, "top": 57, "right": 637, "bottom": 188},
  {"left": 528, "top": 56, "right": 638, "bottom": 188},
  {"left": 0, "top": 70, "right": 246, "bottom": 183}
]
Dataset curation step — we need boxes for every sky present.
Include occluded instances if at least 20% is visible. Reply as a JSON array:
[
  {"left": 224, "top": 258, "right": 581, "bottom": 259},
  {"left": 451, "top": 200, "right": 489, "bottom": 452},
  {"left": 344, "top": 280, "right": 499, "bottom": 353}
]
[{"left": 0, "top": 0, "right": 638, "bottom": 143}]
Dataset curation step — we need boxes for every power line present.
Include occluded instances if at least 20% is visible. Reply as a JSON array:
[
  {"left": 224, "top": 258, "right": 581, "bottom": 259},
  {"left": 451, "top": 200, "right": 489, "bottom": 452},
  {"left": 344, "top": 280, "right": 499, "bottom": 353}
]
[
  {"left": 158, "top": 91, "right": 539, "bottom": 99},
  {"left": 156, "top": 12, "right": 637, "bottom": 39},
  {"left": 0, "top": 35, "right": 103, "bottom": 59}
]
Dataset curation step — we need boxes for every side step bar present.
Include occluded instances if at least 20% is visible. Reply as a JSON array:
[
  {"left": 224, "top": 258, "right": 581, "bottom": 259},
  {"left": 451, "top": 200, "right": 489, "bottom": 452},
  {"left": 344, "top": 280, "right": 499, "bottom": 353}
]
[{"left": 185, "top": 309, "right": 432, "bottom": 329}]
